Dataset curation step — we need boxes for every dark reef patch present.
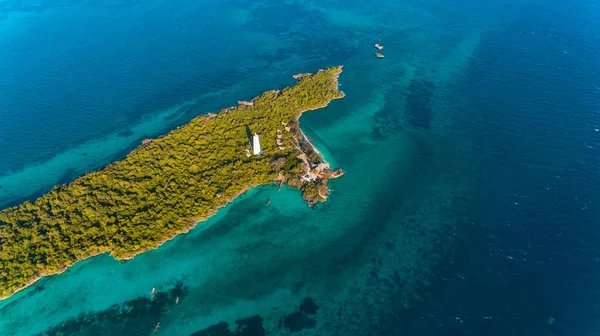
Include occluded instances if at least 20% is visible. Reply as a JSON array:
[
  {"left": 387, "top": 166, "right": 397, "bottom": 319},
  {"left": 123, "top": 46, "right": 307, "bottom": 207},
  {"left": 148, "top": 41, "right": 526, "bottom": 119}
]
[
  {"left": 299, "top": 297, "right": 318, "bottom": 315},
  {"left": 37, "top": 282, "right": 188, "bottom": 336},
  {"left": 188, "top": 297, "right": 318, "bottom": 335},
  {"left": 189, "top": 321, "right": 231, "bottom": 336},
  {"left": 405, "top": 79, "right": 436, "bottom": 130},
  {"left": 280, "top": 311, "right": 317, "bottom": 333},
  {"left": 239, "top": 1, "right": 359, "bottom": 68},
  {"left": 371, "top": 101, "right": 406, "bottom": 141},
  {"left": 189, "top": 315, "right": 265, "bottom": 336},
  {"left": 369, "top": 69, "right": 410, "bottom": 141},
  {"left": 235, "top": 315, "right": 265, "bottom": 335},
  {"left": 278, "top": 296, "right": 319, "bottom": 333},
  {"left": 242, "top": 2, "right": 326, "bottom": 35},
  {"left": 117, "top": 129, "right": 134, "bottom": 138}
]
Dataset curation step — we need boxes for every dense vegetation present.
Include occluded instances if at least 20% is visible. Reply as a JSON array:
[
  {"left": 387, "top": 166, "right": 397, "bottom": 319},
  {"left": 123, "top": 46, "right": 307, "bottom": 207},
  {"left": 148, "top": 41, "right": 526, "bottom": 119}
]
[{"left": 0, "top": 66, "right": 344, "bottom": 299}]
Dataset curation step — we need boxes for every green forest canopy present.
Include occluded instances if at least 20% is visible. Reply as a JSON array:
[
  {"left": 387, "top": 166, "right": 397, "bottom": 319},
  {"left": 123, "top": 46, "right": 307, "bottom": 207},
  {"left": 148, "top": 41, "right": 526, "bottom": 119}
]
[{"left": 0, "top": 66, "right": 344, "bottom": 299}]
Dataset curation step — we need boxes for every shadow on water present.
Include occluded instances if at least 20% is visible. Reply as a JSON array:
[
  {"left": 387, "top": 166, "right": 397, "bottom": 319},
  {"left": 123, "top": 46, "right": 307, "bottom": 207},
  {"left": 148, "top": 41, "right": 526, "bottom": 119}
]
[{"left": 38, "top": 282, "right": 188, "bottom": 336}]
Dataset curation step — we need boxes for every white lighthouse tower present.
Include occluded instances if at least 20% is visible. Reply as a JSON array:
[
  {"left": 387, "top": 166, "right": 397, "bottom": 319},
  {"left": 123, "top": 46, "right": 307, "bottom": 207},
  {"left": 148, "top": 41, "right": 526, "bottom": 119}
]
[{"left": 252, "top": 133, "right": 261, "bottom": 155}]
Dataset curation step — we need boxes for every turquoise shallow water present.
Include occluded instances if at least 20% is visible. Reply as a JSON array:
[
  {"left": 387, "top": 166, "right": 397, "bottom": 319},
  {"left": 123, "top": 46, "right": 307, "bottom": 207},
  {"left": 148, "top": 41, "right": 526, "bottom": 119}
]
[{"left": 1, "top": 0, "right": 600, "bottom": 335}]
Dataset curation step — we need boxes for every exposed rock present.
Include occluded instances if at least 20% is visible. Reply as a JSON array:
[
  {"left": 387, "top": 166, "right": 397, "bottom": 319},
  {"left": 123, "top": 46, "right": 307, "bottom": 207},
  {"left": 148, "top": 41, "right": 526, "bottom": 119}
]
[
  {"left": 238, "top": 100, "right": 254, "bottom": 107},
  {"left": 293, "top": 73, "right": 312, "bottom": 80}
]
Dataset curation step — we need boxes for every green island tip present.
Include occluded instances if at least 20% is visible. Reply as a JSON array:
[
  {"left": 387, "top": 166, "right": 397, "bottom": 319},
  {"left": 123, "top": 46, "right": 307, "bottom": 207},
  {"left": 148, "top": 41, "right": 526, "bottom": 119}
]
[{"left": 0, "top": 66, "right": 345, "bottom": 300}]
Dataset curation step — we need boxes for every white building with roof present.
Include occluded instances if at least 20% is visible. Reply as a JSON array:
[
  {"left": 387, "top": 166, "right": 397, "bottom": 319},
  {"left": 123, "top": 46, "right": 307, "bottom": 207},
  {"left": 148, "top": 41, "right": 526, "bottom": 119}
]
[{"left": 252, "top": 133, "right": 261, "bottom": 155}]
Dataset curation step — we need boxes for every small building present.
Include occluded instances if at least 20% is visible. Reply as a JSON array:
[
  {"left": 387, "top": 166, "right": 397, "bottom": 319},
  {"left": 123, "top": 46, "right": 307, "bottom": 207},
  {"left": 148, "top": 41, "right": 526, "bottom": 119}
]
[
  {"left": 253, "top": 133, "right": 262, "bottom": 155},
  {"left": 284, "top": 126, "right": 291, "bottom": 132},
  {"left": 276, "top": 139, "right": 283, "bottom": 146},
  {"left": 278, "top": 146, "right": 286, "bottom": 151},
  {"left": 302, "top": 173, "right": 314, "bottom": 182}
]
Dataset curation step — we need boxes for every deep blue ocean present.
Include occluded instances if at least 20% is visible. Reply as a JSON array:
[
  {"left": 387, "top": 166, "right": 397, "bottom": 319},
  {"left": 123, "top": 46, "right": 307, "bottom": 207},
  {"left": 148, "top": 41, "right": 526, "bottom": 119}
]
[{"left": 1, "top": 0, "right": 600, "bottom": 335}]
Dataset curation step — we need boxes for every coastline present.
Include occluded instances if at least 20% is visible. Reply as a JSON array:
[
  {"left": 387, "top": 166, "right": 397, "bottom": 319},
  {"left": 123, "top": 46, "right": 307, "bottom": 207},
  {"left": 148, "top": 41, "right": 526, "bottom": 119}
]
[
  {"left": 0, "top": 250, "right": 108, "bottom": 303},
  {"left": 292, "top": 68, "right": 345, "bottom": 164},
  {"left": 298, "top": 127, "right": 325, "bottom": 163},
  {"left": 0, "top": 67, "right": 344, "bottom": 302},
  {"left": 0, "top": 186, "right": 260, "bottom": 303}
]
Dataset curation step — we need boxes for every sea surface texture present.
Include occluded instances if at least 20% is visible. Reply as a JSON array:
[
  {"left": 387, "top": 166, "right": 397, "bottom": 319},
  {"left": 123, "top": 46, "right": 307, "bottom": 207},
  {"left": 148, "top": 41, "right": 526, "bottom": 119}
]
[{"left": 0, "top": 0, "right": 599, "bottom": 335}]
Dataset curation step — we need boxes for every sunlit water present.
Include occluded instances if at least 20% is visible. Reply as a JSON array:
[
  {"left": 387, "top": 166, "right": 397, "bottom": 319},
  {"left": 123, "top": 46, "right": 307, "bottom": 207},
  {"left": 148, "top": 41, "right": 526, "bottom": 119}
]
[{"left": 0, "top": 0, "right": 599, "bottom": 335}]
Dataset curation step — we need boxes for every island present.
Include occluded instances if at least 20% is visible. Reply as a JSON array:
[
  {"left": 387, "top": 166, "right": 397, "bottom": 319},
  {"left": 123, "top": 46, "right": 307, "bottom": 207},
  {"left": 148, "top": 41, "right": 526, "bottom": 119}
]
[{"left": 0, "top": 66, "right": 345, "bottom": 300}]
